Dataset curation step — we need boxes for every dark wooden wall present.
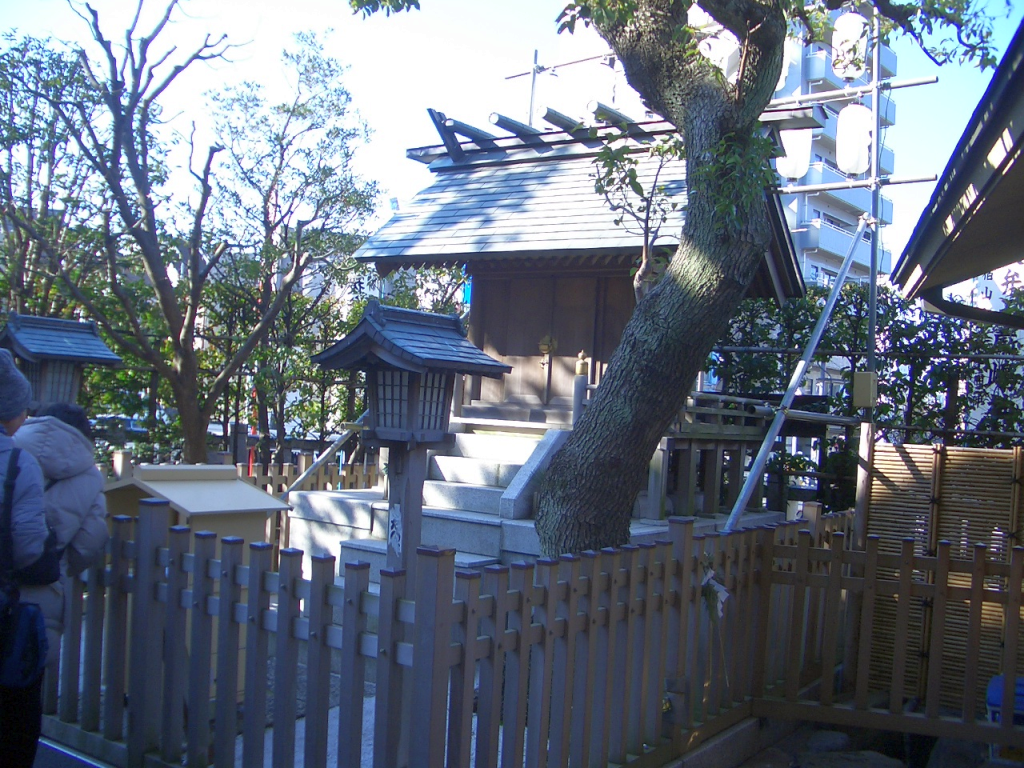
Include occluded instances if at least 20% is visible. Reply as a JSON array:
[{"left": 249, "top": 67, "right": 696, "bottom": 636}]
[{"left": 468, "top": 268, "right": 634, "bottom": 405}]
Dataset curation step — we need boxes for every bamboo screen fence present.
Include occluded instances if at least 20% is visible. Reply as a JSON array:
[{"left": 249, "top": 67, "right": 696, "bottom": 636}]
[{"left": 867, "top": 443, "right": 1024, "bottom": 712}]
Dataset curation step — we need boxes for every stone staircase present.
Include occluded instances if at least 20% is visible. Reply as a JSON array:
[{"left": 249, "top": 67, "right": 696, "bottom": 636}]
[
  {"left": 289, "top": 431, "right": 550, "bottom": 581},
  {"left": 287, "top": 428, "right": 774, "bottom": 582}
]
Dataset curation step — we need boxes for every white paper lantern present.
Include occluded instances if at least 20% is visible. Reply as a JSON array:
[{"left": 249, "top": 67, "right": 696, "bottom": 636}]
[
  {"left": 832, "top": 12, "right": 868, "bottom": 80},
  {"left": 776, "top": 128, "right": 813, "bottom": 180},
  {"left": 836, "top": 103, "right": 872, "bottom": 175}
]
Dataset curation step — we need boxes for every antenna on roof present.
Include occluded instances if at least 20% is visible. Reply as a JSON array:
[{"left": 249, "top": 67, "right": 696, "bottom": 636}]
[{"left": 506, "top": 50, "right": 619, "bottom": 126}]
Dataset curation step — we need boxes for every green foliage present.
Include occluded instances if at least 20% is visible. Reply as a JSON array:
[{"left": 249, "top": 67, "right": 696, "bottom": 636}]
[
  {"left": 557, "top": 2, "right": 640, "bottom": 35},
  {"left": 691, "top": 132, "right": 778, "bottom": 237},
  {"left": 0, "top": 34, "right": 106, "bottom": 316},
  {"left": 349, "top": 0, "right": 419, "bottom": 16},
  {"left": 711, "top": 282, "right": 1024, "bottom": 447},
  {"left": 592, "top": 131, "right": 685, "bottom": 290}
]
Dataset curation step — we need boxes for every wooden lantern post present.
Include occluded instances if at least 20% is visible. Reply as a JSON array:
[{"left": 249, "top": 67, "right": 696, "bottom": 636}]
[{"left": 312, "top": 300, "right": 510, "bottom": 579}]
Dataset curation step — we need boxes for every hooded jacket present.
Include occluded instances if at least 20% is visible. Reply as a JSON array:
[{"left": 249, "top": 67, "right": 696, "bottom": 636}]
[
  {"left": 14, "top": 417, "right": 109, "bottom": 574},
  {"left": 14, "top": 416, "right": 110, "bottom": 665}
]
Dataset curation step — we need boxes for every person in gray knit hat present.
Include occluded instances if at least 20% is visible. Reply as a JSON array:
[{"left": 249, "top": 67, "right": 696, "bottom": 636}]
[
  {"left": 0, "top": 349, "right": 32, "bottom": 429},
  {"left": 0, "top": 346, "right": 52, "bottom": 766}
]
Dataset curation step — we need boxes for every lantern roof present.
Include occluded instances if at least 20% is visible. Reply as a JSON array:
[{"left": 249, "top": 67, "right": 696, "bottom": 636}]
[
  {"left": 312, "top": 300, "right": 511, "bottom": 378},
  {"left": 0, "top": 312, "right": 121, "bottom": 366}
]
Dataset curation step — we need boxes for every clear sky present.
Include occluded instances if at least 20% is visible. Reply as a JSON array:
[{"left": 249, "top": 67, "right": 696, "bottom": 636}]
[{"left": 4, "top": 0, "right": 1023, "bottom": 260}]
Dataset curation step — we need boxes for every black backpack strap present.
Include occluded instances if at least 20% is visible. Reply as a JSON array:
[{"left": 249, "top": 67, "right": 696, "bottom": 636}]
[{"left": 1, "top": 448, "right": 21, "bottom": 589}]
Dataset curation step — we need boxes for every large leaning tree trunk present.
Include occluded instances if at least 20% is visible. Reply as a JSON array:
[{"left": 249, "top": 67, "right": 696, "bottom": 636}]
[{"left": 535, "top": 0, "right": 786, "bottom": 555}]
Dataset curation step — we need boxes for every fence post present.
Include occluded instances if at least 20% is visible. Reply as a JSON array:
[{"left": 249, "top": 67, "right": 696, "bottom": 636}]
[
  {"left": 127, "top": 498, "right": 170, "bottom": 768},
  {"left": 103, "top": 516, "right": 133, "bottom": 741},
  {"left": 572, "top": 372, "right": 588, "bottom": 426},
  {"left": 80, "top": 561, "right": 107, "bottom": 731},
  {"left": 213, "top": 536, "right": 244, "bottom": 768},
  {"left": 668, "top": 518, "right": 695, "bottom": 728},
  {"left": 844, "top": 422, "right": 873, "bottom": 689},
  {"left": 924, "top": 540, "right": 951, "bottom": 718},
  {"left": 784, "top": 530, "right": 812, "bottom": 702},
  {"left": 476, "top": 565, "right": 509, "bottom": 768},
  {"left": 608, "top": 546, "right": 634, "bottom": 764},
  {"left": 303, "top": 553, "right": 336, "bottom": 768},
  {"left": 449, "top": 569, "right": 482, "bottom": 767},
  {"left": 1000, "top": 546, "right": 1024, "bottom": 737},
  {"left": 272, "top": 548, "right": 303, "bottom": 767},
  {"left": 410, "top": 547, "right": 457, "bottom": 767},
  {"left": 526, "top": 559, "right": 558, "bottom": 768},
  {"left": 819, "top": 531, "right": 846, "bottom": 705},
  {"left": 962, "top": 543, "right": 988, "bottom": 721},
  {"left": 58, "top": 566, "right": 84, "bottom": 721},
  {"left": 338, "top": 560, "right": 370, "bottom": 767},
  {"left": 550, "top": 554, "right": 582, "bottom": 767},
  {"left": 374, "top": 568, "right": 408, "bottom": 768},
  {"left": 889, "top": 538, "right": 915, "bottom": 714},
  {"left": 854, "top": 536, "right": 880, "bottom": 709},
  {"left": 502, "top": 561, "right": 533, "bottom": 767},
  {"left": 186, "top": 532, "right": 217, "bottom": 768},
  {"left": 242, "top": 542, "right": 274, "bottom": 768},
  {"left": 160, "top": 525, "right": 191, "bottom": 764},
  {"left": 636, "top": 542, "right": 662, "bottom": 748},
  {"left": 572, "top": 552, "right": 599, "bottom": 768},
  {"left": 750, "top": 527, "right": 775, "bottom": 698}
]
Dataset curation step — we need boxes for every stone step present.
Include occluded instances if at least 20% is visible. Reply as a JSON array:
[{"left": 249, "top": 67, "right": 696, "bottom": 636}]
[
  {"left": 461, "top": 402, "right": 573, "bottom": 426},
  {"left": 422, "top": 480, "right": 504, "bottom": 515},
  {"left": 428, "top": 455, "right": 523, "bottom": 488},
  {"left": 422, "top": 507, "right": 502, "bottom": 556},
  {"left": 451, "top": 432, "right": 541, "bottom": 463},
  {"left": 339, "top": 538, "right": 499, "bottom": 582}
]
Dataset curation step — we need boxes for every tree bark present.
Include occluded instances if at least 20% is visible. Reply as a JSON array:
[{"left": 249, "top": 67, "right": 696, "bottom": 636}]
[{"left": 535, "top": 0, "right": 785, "bottom": 555}]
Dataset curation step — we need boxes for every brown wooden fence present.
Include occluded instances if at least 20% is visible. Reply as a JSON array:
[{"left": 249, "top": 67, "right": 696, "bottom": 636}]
[
  {"left": 238, "top": 460, "right": 379, "bottom": 496},
  {"left": 40, "top": 504, "right": 1024, "bottom": 768}
]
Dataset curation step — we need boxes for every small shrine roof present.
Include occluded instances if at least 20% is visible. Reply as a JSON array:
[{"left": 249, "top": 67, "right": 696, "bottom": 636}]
[
  {"left": 0, "top": 313, "right": 121, "bottom": 366},
  {"left": 312, "top": 300, "right": 511, "bottom": 378}
]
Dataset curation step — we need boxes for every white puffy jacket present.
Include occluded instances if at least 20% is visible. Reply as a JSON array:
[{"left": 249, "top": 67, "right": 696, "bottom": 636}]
[{"left": 14, "top": 416, "right": 110, "bottom": 665}]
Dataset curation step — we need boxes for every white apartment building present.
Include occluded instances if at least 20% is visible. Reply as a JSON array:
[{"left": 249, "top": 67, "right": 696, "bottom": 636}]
[{"left": 775, "top": 34, "right": 897, "bottom": 289}]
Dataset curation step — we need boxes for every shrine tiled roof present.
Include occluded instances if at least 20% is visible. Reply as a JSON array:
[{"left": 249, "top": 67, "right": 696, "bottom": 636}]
[{"left": 355, "top": 106, "right": 807, "bottom": 304}]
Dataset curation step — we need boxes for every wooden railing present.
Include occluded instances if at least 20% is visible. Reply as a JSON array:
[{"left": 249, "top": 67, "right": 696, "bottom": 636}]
[
  {"left": 41, "top": 504, "right": 1024, "bottom": 768},
  {"left": 753, "top": 530, "right": 1024, "bottom": 749}
]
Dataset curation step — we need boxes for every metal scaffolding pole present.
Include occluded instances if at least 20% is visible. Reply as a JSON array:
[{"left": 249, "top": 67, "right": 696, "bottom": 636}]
[{"left": 724, "top": 216, "right": 871, "bottom": 531}]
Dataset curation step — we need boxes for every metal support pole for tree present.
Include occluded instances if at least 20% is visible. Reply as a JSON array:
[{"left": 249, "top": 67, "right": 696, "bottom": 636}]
[
  {"left": 866, "top": 8, "right": 883, "bottom": 419},
  {"left": 724, "top": 216, "right": 871, "bottom": 531}
]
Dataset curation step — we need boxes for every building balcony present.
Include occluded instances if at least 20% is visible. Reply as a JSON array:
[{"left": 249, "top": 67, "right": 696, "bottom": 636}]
[
  {"left": 804, "top": 48, "right": 897, "bottom": 126},
  {"left": 801, "top": 163, "right": 894, "bottom": 224},
  {"left": 795, "top": 218, "right": 892, "bottom": 273}
]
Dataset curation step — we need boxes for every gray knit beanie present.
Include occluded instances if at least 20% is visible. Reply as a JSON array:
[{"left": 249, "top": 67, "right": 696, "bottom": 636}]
[{"left": 0, "top": 349, "right": 31, "bottom": 423}]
